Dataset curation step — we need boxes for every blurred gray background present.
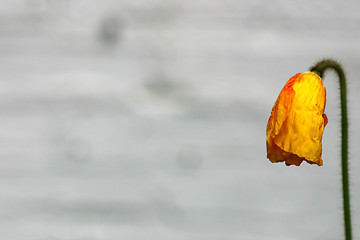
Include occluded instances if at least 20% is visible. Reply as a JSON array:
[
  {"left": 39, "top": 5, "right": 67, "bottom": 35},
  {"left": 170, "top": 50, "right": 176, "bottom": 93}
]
[{"left": 0, "top": 0, "right": 359, "bottom": 239}]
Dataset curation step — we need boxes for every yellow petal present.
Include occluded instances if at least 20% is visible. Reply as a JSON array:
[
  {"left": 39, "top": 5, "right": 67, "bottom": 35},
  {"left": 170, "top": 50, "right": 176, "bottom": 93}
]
[{"left": 266, "top": 72, "right": 327, "bottom": 166}]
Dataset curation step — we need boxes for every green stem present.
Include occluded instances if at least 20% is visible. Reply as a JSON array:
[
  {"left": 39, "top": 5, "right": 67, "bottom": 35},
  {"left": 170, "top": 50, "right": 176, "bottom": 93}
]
[{"left": 310, "top": 59, "right": 352, "bottom": 240}]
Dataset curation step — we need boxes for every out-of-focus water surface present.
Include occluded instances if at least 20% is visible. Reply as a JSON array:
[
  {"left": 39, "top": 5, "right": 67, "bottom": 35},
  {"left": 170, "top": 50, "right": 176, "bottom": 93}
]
[{"left": 0, "top": 0, "right": 359, "bottom": 239}]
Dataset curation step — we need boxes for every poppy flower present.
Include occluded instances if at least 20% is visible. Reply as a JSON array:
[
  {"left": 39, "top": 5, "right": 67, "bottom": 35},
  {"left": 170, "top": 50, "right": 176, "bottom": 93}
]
[{"left": 266, "top": 72, "right": 328, "bottom": 166}]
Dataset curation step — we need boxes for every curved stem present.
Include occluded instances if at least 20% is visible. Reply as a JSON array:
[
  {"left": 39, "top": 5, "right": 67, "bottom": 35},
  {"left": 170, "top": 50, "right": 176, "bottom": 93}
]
[{"left": 310, "top": 59, "right": 352, "bottom": 240}]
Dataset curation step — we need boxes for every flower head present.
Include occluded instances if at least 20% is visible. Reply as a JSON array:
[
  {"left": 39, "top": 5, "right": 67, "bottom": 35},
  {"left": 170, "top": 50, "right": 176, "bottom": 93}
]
[{"left": 266, "top": 72, "right": 327, "bottom": 166}]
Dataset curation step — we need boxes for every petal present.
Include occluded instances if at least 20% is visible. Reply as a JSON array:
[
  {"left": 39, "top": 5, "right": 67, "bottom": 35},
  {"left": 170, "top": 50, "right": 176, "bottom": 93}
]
[
  {"left": 266, "top": 72, "right": 327, "bottom": 166},
  {"left": 323, "top": 113, "right": 328, "bottom": 127},
  {"left": 266, "top": 73, "right": 298, "bottom": 148}
]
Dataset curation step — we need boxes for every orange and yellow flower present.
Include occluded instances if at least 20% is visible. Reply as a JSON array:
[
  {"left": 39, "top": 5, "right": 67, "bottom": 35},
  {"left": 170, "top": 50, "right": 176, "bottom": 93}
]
[{"left": 266, "top": 72, "right": 328, "bottom": 166}]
